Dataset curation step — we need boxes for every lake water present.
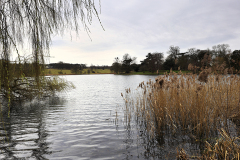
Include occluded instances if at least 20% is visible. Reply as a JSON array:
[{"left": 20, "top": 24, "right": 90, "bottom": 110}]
[{"left": 1, "top": 74, "right": 174, "bottom": 160}]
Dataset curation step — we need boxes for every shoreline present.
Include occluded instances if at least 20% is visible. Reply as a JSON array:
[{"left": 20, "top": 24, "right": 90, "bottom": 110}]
[
  {"left": 45, "top": 69, "right": 193, "bottom": 76},
  {"left": 45, "top": 73, "right": 115, "bottom": 76}
]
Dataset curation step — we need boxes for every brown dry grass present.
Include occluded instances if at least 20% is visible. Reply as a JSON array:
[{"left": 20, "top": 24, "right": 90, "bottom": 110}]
[{"left": 123, "top": 70, "right": 240, "bottom": 159}]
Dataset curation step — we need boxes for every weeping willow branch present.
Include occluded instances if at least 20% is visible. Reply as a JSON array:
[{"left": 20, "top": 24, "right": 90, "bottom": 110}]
[{"left": 0, "top": 0, "right": 100, "bottom": 110}]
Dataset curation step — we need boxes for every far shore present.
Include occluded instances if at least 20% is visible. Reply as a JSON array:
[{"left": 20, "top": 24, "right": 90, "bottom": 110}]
[
  {"left": 45, "top": 73, "right": 115, "bottom": 76},
  {"left": 45, "top": 68, "right": 192, "bottom": 76}
]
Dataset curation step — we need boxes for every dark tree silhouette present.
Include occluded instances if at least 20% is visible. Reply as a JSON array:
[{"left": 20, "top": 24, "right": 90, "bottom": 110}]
[
  {"left": 111, "top": 57, "right": 121, "bottom": 74},
  {"left": 231, "top": 50, "right": 240, "bottom": 70},
  {"left": 140, "top": 52, "right": 164, "bottom": 73},
  {"left": 163, "top": 46, "right": 180, "bottom": 70},
  {"left": 121, "top": 54, "right": 136, "bottom": 73}
]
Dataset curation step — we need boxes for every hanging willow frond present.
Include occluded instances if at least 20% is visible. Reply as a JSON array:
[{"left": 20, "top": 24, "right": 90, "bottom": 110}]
[{"left": 0, "top": 0, "right": 101, "bottom": 112}]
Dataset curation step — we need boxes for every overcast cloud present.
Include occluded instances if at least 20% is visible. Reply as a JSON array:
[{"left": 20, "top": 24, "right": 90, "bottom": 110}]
[{"left": 49, "top": 0, "right": 240, "bottom": 66}]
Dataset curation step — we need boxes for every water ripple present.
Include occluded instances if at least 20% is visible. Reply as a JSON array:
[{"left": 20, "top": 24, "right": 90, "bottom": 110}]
[{"left": 1, "top": 75, "right": 160, "bottom": 159}]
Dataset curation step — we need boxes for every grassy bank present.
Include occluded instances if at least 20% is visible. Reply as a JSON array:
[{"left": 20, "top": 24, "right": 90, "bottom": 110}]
[
  {"left": 116, "top": 70, "right": 192, "bottom": 75},
  {"left": 45, "top": 68, "right": 113, "bottom": 75},
  {"left": 123, "top": 71, "right": 240, "bottom": 159},
  {"left": 45, "top": 69, "right": 192, "bottom": 76}
]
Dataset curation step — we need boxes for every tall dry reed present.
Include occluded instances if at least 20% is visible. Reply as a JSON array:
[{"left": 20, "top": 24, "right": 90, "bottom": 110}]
[{"left": 123, "top": 71, "right": 240, "bottom": 158}]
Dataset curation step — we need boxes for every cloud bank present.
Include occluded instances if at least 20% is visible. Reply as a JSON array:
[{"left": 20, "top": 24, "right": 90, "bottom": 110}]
[{"left": 50, "top": 0, "right": 240, "bottom": 65}]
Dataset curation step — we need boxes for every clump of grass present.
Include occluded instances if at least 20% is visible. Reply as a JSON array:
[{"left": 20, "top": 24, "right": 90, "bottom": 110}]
[
  {"left": 202, "top": 128, "right": 240, "bottom": 159},
  {"left": 198, "top": 69, "right": 209, "bottom": 83},
  {"left": 176, "top": 148, "right": 188, "bottom": 160},
  {"left": 176, "top": 128, "right": 240, "bottom": 159},
  {"left": 123, "top": 70, "right": 240, "bottom": 158}
]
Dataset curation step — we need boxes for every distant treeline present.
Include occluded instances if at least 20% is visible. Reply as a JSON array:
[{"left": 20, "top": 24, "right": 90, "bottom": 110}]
[
  {"left": 111, "top": 44, "right": 240, "bottom": 74},
  {"left": 47, "top": 62, "right": 87, "bottom": 70},
  {"left": 47, "top": 62, "right": 111, "bottom": 74}
]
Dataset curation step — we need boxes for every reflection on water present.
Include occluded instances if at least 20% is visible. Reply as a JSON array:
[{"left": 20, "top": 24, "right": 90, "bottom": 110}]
[
  {"left": 1, "top": 75, "right": 165, "bottom": 159},
  {"left": 0, "top": 97, "right": 64, "bottom": 159}
]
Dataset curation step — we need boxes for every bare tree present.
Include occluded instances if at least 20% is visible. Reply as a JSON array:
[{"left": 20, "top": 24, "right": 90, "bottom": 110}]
[
  {"left": 153, "top": 52, "right": 164, "bottom": 71},
  {"left": 168, "top": 45, "right": 180, "bottom": 60},
  {"left": 212, "top": 44, "right": 231, "bottom": 68}
]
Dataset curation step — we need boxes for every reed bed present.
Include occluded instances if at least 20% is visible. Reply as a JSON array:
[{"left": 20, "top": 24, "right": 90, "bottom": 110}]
[{"left": 123, "top": 71, "right": 240, "bottom": 159}]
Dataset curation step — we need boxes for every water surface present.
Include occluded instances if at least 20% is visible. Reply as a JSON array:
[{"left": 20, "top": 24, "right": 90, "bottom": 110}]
[{"left": 1, "top": 74, "right": 162, "bottom": 159}]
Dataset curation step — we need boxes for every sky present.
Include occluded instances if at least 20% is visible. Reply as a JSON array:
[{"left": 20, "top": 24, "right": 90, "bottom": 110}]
[{"left": 49, "top": 0, "right": 240, "bottom": 66}]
